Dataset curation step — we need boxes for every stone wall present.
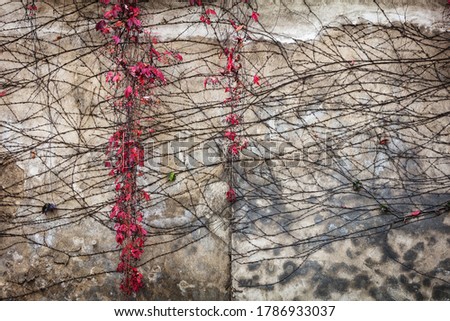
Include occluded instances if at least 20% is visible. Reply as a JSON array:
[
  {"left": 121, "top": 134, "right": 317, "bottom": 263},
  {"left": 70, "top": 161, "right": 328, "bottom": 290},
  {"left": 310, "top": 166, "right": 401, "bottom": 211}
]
[{"left": 0, "top": 0, "right": 449, "bottom": 300}]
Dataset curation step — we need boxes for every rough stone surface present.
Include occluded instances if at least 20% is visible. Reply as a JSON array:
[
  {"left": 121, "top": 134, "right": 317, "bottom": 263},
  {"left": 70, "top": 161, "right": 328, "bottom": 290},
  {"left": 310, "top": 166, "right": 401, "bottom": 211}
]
[{"left": 0, "top": 0, "right": 449, "bottom": 300}]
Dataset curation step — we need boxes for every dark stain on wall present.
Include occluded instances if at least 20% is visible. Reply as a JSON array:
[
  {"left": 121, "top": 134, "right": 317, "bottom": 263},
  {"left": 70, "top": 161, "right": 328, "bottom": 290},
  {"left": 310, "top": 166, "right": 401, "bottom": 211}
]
[
  {"left": 437, "top": 258, "right": 450, "bottom": 271},
  {"left": 386, "top": 276, "right": 399, "bottom": 289},
  {"left": 422, "top": 278, "right": 431, "bottom": 287},
  {"left": 247, "top": 263, "right": 261, "bottom": 272},
  {"left": 331, "top": 263, "right": 357, "bottom": 274},
  {"left": 403, "top": 249, "right": 418, "bottom": 261},
  {"left": 382, "top": 241, "right": 400, "bottom": 261},
  {"left": 313, "top": 275, "right": 350, "bottom": 299},
  {"left": 352, "top": 273, "right": 371, "bottom": 289},
  {"left": 368, "top": 287, "right": 394, "bottom": 300},
  {"left": 431, "top": 285, "right": 450, "bottom": 300},
  {"left": 238, "top": 274, "right": 260, "bottom": 288},
  {"left": 277, "top": 260, "right": 322, "bottom": 284},
  {"left": 403, "top": 242, "right": 425, "bottom": 262}
]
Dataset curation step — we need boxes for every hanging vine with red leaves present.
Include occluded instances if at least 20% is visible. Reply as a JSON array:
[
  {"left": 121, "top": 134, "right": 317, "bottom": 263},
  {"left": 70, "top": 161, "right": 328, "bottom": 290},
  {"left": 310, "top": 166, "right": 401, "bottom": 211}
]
[
  {"left": 196, "top": 0, "right": 262, "bottom": 203},
  {"left": 97, "top": 0, "right": 262, "bottom": 294},
  {"left": 97, "top": 0, "right": 261, "bottom": 295},
  {"left": 97, "top": 0, "right": 181, "bottom": 295}
]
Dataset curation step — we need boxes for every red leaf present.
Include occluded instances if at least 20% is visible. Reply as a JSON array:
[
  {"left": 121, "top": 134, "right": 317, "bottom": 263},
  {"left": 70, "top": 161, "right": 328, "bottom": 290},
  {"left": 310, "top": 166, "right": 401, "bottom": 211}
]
[
  {"left": 95, "top": 20, "right": 108, "bottom": 33},
  {"left": 253, "top": 74, "right": 260, "bottom": 85},
  {"left": 115, "top": 232, "right": 125, "bottom": 245},
  {"left": 240, "top": 139, "right": 248, "bottom": 150},
  {"left": 251, "top": 11, "right": 259, "bottom": 22},
  {"left": 113, "top": 21, "right": 124, "bottom": 29},
  {"left": 127, "top": 16, "right": 141, "bottom": 29},
  {"left": 105, "top": 71, "right": 114, "bottom": 82},
  {"left": 150, "top": 47, "right": 160, "bottom": 58},
  {"left": 200, "top": 15, "right": 211, "bottom": 25},
  {"left": 112, "top": 35, "right": 120, "bottom": 44},
  {"left": 104, "top": 10, "right": 114, "bottom": 20},
  {"left": 404, "top": 210, "right": 421, "bottom": 221},
  {"left": 379, "top": 138, "right": 388, "bottom": 145},
  {"left": 142, "top": 191, "right": 150, "bottom": 201},
  {"left": 227, "top": 53, "right": 234, "bottom": 71},
  {"left": 226, "top": 187, "right": 236, "bottom": 203},
  {"left": 173, "top": 52, "right": 183, "bottom": 61},
  {"left": 110, "top": 205, "right": 119, "bottom": 219},
  {"left": 205, "top": 9, "right": 217, "bottom": 16},
  {"left": 226, "top": 114, "right": 239, "bottom": 125},
  {"left": 229, "top": 144, "right": 239, "bottom": 156},
  {"left": 112, "top": 73, "right": 122, "bottom": 83},
  {"left": 224, "top": 130, "right": 237, "bottom": 141},
  {"left": 0, "top": 91, "right": 6, "bottom": 97},
  {"left": 153, "top": 67, "right": 166, "bottom": 83},
  {"left": 124, "top": 85, "right": 133, "bottom": 98}
]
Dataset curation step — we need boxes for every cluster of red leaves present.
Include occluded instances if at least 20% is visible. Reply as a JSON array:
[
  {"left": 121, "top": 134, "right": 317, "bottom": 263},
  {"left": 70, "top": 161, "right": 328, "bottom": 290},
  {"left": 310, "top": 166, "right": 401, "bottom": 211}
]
[
  {"left": 96, "top": 0, "right": 142, "bottom": 42},
  {"left": 189, "top": 0, "right": 202, "bottom": 6},
  {"left": 97, "top": 0, "right": 181, "bottom": 296},
  {"left": 130, "top": 62, "right": 166, "bottom": 85},
  {"left": 221, "top": 46, "right": 248, "bottom": 162},
  {"left": 199, "top": 8, "right": 217, "bottom": 25},
  {"left": 106, "top": 125, "right": 147, "bottom": 295},
  {"left": 27, "top": 4, "right": 37, "bottom": 11},
  {"left": 25, "top": 1, "right": 37, "bottom": 17},
  {"left": 226, "top": 186, "right": 237, "bottom": 202},
  {"left": 106, "top": 129, "right": 145, "bottom": 173}
]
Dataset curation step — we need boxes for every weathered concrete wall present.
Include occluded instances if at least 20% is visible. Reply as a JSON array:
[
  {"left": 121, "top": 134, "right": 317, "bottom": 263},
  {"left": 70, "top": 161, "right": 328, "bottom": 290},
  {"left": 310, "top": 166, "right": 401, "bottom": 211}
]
[{"left": 0, "top": 0, "right": 449, "bottom": 300}]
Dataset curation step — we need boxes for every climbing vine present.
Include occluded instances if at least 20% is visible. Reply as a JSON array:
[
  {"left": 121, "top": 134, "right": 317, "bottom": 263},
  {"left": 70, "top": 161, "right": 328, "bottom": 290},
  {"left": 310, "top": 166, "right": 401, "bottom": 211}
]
[
  {"left": 195, "top": 0, "right": 262, "bottom": 203},
  {"left": 0, "top": 0, "right": 448, "bottom": 300},
  {"left": 97, "top": 0, "right": 181, "bottom": 295}
]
